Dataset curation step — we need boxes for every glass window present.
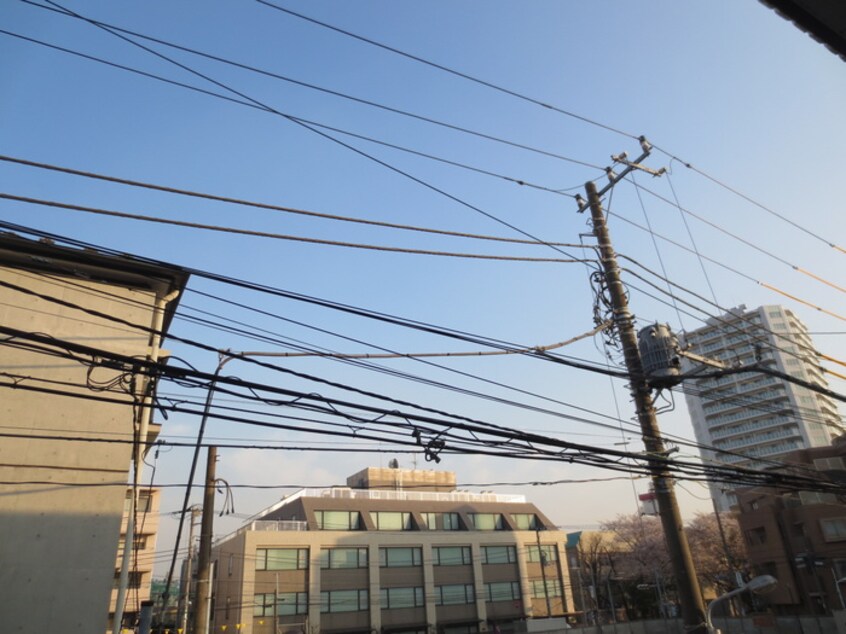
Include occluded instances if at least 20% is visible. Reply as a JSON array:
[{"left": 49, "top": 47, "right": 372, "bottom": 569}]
[
  {"left": 435, "top": 584, "right": 475, "bottom": 606},
  {"left": 433, "top": 546, "right": 472, "bottom": 566},
  {"left": 254, "top": 592, "right": 308, "bottom": 616},
  {"left": 256, "top": 548, "right": 308, "bottom": 571},
  {"left": 512, "top": 513, "right": 538, "bottom": 530},
  {"left": 485, "top": 581, "right": 521, "bottom": 602},
  {"left": 320, "top": 547, "right": 368, "bottom": 569},
  {"left": 443, "top": 512, "right": 461, "bottom": 530},
  {"left": 315, "top": 510, "right": 360, "bottom": 530},
  {"left": 380, "top": 586, "right": 425, "bottom": 609},
  {"left": 470, "top": 513, "right": 503, "bottom": 530},
  {"left": 371, "top": 511, "right": 412, "bottom": 530},
  {"left": 379, "top": 547, "right": 422, "bottom": 567},
  {"left": 531, "top": 579, "right": 562, "bottom": 598},
  {"left": 320, "top": 589, "right": 369, "bottom": 613},
  {"left": 482, "top": 545, "right": 516, "bottom": 564},
  {"left": 527, "top": 545, "right": 558, "bottom": 563},
  {"left": 821, "top": 518, "right": 846, "bottom": 541},
  {"left": 421, "top": 512, "right": 437, "bottom": 530}
]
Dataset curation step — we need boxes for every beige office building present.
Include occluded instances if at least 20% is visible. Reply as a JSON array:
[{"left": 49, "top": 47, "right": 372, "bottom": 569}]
[{"left": 211, "top": 467, "right": 573, "bottom": 634}]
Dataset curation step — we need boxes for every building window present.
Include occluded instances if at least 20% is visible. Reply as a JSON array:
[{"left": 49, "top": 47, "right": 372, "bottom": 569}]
[
  {"left": 320, "top": 547, "right": 368, "bottom": 569},
  {"left": 371, "top": 511, "right": 412, "bottom": 530},
  {"left": 228, "top": 554, "right": 234, "bottom": 576},
  {"left": 225, "top": 597, "right": 231, "bottom": 620},
  {"left": 482, "top": 545, "right": 516, "bottom": 564},
  {"left": 124, "top": 491, "right": 153, "bottom": 513},
  {"left": 512, "top": 513, "right": 539, "bottom": 530},
  {"left": 320, "top": 589, "right": 369, "bottom": 613},
  {"left": 254, "top": 592, "right": 308, "bottom": 616},
  {"left": 745, "top": 527, "right": 767, "bottom": 546},
  {"left": 315, "top": 510, "right": 361, "bottom": 530},
  {"left": 116, "top": 536, "right": 148, "bottom": 558},
  {"left": 470, "top": 513, "right": 504, "bottom": 530},
  {"left": 821, "top": 518, "right": 846, "bottom": 541},
  {"left": 527, "top": 545, "right": 557, "bottom": 563},
  {"left": 113, "top": 571, "right": 143, "bottom": 589},
  {"left": 435, "top": 584, "right": 475, "bottom": 606},
  {"left": 443, "top": 512, "right": 462, "bottom": 530},
  {"left": 379, "top": 547, "right": 422, "bottom": 567},
  {"left": 256, "top": 548, "right": 308, "bottom": 571},
  {"left": 421, "top": 512, "right": 438, "bottom": 530},
  {"left": 800, "top": 491, "right": 838, "bottom": 505},
  {"left": 380, "top": 586, "right": 425, "bottom": 609},
  {"left": 531, "top": 579, "right": 562, "bottom": 598},
  {"left": 485, "top": 581, "right": 521, "bottom": 602},
  {"left": 433, "top": 546, "right": 472, "bottom": 566}
]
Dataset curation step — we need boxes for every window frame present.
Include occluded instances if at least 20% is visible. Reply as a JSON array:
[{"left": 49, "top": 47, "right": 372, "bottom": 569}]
[
  {"left": 482, "top": 545, "right": 517, "bottom": 565},
  {"left": 379, "top": 546, "right": 423, "bottom": 567},
  {"left": 435, "top": 583, "right": 475, "bottom": 606},
  {"left": 433, "top": 546, "right": 472, "bottom": 566},
  {"left": 380, "top": 586, "right": 425, "bottom": 610},
  {"left": 320, "top": 589, "right": 369, "bottom": 613},
  {"left": 255, "top": 547, "right": 309, "bottom": 571},
  {"left": 320, "top": 547, "right": 369, "bottom": 569}
]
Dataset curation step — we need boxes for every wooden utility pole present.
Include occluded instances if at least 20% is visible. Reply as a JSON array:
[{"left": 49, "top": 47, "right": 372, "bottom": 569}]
[
  {"left": 192, "top": 446, "right": 217, "bottom": 634},
  {"left": 585, "top": 179, "right": 706, "bottom": 633}
]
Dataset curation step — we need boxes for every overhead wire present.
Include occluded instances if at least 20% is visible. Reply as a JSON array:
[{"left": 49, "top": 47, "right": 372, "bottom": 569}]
[
  {"left": 15, "top": 1, "right": 607, "bottom": 171},
  {"left": 23, "top": 1, "right": 589, "bottom": 261},
  {"left": 0, "top": 155, "right": 588, "bottom": 247},
  {"left": 239, "top": 1, "right": 846, "bottom": 262},
  {"left": 253, "top": 0, "right": 639, "bottom": 141},
  {"left": 1, "top": 192, "right": 588, "bottom": 264}
]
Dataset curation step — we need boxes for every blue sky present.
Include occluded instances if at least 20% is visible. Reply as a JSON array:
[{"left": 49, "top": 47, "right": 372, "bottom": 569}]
[{"left": 2, "top": 1, "right": 845, "bottom": 572}]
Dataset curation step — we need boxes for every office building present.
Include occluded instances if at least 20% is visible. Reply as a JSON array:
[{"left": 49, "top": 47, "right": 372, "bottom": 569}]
[
  {"left": 681, "top": 305, "right": 841, "bottom": 510},
  {"left": 211, "top": 466, "right": 574, "bottom": 634}
]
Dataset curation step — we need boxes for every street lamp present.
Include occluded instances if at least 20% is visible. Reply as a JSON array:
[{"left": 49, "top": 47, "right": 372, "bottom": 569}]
[{"left": 705, "top": 575, "right": 778, "bottom": 634}]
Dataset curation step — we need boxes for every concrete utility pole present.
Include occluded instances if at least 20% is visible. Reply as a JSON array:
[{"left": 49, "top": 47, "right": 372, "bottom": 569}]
[
  {"left": 177, "top": 506, "right": 202, "bottom": 634},
  {"left": 193, "top": 446, "right": 217, "bottom": 634},
  {"left": 585, "top": 177, "right": 706, "bottom": 633}
]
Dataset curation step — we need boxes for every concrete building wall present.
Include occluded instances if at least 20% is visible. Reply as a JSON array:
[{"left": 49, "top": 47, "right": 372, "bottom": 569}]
[{"left": 0, "top": 237, "right": 186, "bottom": 633}]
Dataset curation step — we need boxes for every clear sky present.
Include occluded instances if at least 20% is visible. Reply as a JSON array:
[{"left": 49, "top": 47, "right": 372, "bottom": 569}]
[{"left": 2, "top": 1, "right": 845, "bottom": 575}]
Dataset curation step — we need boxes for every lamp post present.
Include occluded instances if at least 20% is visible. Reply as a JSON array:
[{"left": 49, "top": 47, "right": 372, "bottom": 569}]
[{"left": 705, "top": 575, "right": 778, "bottom": 634}]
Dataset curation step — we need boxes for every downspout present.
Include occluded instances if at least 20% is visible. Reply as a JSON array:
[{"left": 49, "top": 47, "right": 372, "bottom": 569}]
[{"left": 113, "top": 288, "right": 180, "bottom": 634}]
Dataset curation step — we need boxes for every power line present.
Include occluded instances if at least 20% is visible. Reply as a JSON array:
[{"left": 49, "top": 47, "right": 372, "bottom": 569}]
[
  {"left": 1, "top": 192, "right": 589, "bottom": 264},
  {"left": 9, "top": 4, "right": 587, "bottom": 260},
  {"left": 0, "top": 155, "right": 590, "bottom": 247},
  {"left": 253, "top": 0, "right": 639, "bottom": 141}
]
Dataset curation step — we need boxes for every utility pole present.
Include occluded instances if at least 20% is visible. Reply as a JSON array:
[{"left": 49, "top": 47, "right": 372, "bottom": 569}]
[
  {"left": 192, "top": 446, "right": 217, "bottom": 634},
  {"left": 177, "top": 506, "right": 201, "bottom": 634},
  {"left": 585, "top": 176, "right": 706, "bottom": 633},
  {"left": 536, "top": 530, "right": 553, "bottom": 617}
]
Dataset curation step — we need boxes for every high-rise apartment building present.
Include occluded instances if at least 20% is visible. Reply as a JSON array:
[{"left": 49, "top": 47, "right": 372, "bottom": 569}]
[{"left": 681, "top": 305, "right": 842, "bottom": 511}]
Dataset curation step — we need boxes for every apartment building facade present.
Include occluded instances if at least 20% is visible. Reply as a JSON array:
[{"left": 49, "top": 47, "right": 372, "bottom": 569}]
[
  {"left": 211, "top": 467, "right": 574, "bottom": 634},
  {"left": 109, "top": 488, "right": 161, "bottom": 630},
  {"left": 0, "top": 234, "right": 187, "bottom": 633},
  {"left": 681, "top": 305, "right": 841, "bottom": 510},
  {"left": 735, "top": 439, "right": 846, "bottom": 616}
]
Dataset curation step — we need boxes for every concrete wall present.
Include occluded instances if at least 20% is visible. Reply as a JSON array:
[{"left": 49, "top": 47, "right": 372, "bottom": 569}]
[{"left": 0, "top": 262, "right": 172, "bottom": 633}]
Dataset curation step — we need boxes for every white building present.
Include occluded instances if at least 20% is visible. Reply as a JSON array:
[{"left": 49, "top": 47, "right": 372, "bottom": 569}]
[{"left": 681, "top": 305, "right": 842, "bottom": 511}]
